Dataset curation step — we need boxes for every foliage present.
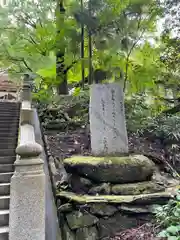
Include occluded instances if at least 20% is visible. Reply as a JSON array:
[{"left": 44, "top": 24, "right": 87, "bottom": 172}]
[
  {"left": 37, "top": 90, "right": 90, "bottom": 130},
  {"left": 125, "top": 94, "right": 155, "bottom": 133},
  {"left": 143, "top": 115, "right": 180, "bottom": 144},
  {"left": 0, "top": 0, "right": 165, "bottom": 98},
  {"left": 0, "top": 0, "right": 56, "bottom": 88},
  {"left": 154, "top": 191, "right": 180, "bottom": 240}
]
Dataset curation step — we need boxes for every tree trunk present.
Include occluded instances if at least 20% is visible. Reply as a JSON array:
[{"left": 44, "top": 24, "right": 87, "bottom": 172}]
[
  {"left": 81, "top": 0, "right": 85, "bottom": 89},
  {"left": 56, "top": 0, "right": 68, "bottom": 95},
  {"left": 88, "top": 0, "right": 93, "bottom": 85}
]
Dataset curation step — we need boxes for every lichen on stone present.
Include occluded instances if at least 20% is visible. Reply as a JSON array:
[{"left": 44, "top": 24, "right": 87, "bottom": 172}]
[
  {"left": 57, "top": 187, "right": 177, "bottom": 204},
  {"left": 111, "top": 181, "right": 165, "bottom": 195},
  {"left": 63, "top": 155, "right": 155, "bottom": 184}
]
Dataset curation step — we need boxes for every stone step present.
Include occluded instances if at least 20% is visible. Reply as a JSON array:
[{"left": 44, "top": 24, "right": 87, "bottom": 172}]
[
  {"left": 0, "top": 109, "right": 19, "bottom": 113},
  {"left": 0, "top": 165, "right": 14, "bottom": 173},
  {"left": 0, "top": 226, "right": 9, "bottom": 240},
  {"left": 0, "top": 122, "right": 19, "bottom": 125},
  {"left": 0, "top": 149, "right": 16, "bottom": 156},
  {"left": 0, "top": 144, "right": 17, "bottom": 150},
  {"left": 0, "top": 133, "right": 18, "bottom": 138},
  {"left": 0, "top": 102, "right": 20, "bottom": 106},
  {"left": 0, "top": 125, "right": 18, "bottom": 129},
  {"left": 0, "top": 137, "right": 17, "bottom": 141},
  {"left": 0, "top": 115, "right": 19, "bottom": 118},
  {"left": 0, "top": 196, "right": 10, "bottom": 210},
  {"left": 0, "top": 139, "right": 17, "bottom": 144},
  {"left": 0, "top": 210, "right": 9, "bottom": 226},
  {"left": 0, "top": 141, "right": 17, "bottom": 146},
  {"left": 0, "top": 123, "right": 19, "bottom": 131},
  {"left": 0, "top": 109, "right": 19, "bottom": 112},
  {"left": 0, "top": 184, "right": 10, "bottom": 196},
  {"left": 0, "top": 173, "right": 13, "bottom": 183},
  {"left": 0, "top": 157, "right": 16, "bottom": 164}
]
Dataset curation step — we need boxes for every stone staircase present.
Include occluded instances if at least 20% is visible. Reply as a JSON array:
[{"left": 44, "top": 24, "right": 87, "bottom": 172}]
[{"left": 0, "top": 102, "right": 20, "bottom": 240}]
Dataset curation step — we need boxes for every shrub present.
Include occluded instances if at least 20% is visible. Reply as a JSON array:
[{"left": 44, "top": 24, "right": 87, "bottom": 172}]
[{"left": 154, "top": 191, "right": 180, "bottom": 240}]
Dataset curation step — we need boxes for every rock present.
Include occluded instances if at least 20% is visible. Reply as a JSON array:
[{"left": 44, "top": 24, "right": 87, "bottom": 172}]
[
  {"left": 89, "top": 183, "right": 111, "bottom": 195},
  {"left": 62, "top": 223, "right": 75, "bottom": 240},
  {"left": 58, "top": 203, "right": 73, "bottom": 213},
  {"left": 63, "top": 155, "right": 155, "bottom": 183},
  {"left": 76, "top": 227, "right": 98, "bottom": 240},
  {"left": 69, "top": 174, "right": 90, "bottom": 194},
  {"left": 111, "top": 181, "right": 165, "bottom": 195},
  {"left": 57, "top": 189, "right": 175, "bottom": 205},
  {"left": 89, "top": 203, "right": 118, "bottom": 216},
  {"left": 118, "top": 204, "right": 152, "bottom": 214},
  {"left": 80, "top": 177, "right": 93, "bottom": 187},
  {"left": 66, "top": 211, "right": 99, "bottom": 230},
  {"left": 98, "top": 213, "right": 139, "bottom": 239},
  {"left": 152, "top": 169, "right": 180, "bottom": 187}
]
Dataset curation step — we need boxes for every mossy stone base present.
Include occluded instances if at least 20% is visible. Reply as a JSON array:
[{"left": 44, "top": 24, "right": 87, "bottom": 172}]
[{"left": 64, "top": 155, "right": 155, "bottom": 183}]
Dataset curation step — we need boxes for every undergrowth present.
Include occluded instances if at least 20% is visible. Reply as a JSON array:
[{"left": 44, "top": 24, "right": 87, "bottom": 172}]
[{"left": 154, "top": 191, "right": 180, "bottom": 240}]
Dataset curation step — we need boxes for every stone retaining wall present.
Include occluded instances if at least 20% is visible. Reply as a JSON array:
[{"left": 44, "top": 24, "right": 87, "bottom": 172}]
[{"left": 44, "top": 136, "right": 179, "bottom": 240}]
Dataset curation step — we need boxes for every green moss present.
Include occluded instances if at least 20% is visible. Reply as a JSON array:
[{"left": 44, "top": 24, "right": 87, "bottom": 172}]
[
  {"left": 57, "top": 186, "right": 178, "bottom": 204},
  {"left": 64, "top": 155, "right": 155, "bottom": 184},
  {"left": 111, "top": 181, "right": 165, "bottom": 195},
  {"left": 64, "top": 155, "right": 151, "bottom": 166}
]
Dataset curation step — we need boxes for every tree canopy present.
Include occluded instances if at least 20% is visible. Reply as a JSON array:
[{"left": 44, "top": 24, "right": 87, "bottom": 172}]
[{"left": 0, "top": 0, "right": 179, "bottom": 108}]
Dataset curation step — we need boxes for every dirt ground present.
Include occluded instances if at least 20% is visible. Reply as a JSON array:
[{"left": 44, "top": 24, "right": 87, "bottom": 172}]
[{"left": 45, "top": 128, "right": 167, "bottom": 166}]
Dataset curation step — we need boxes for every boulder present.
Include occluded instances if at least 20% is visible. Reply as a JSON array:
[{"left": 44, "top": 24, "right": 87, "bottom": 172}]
[
  {"left": 66, "top": 211, "right": 99, "bottom": 230},
  {"left": 76, "top": 227, "right": 98, "bottom": 240},
  {"left": 63, "top": 155, "right": 155, "bottom": 183},
  {"left": 111, "top": 181, "right": 165, "bottom": 195}
]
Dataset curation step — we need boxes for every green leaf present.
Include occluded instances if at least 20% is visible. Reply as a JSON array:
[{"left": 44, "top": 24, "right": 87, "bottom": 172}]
[
  {"left": 158, "top": 230, "right": 168, "bottom": 237},
  {"left": 167, "top": 226, "right": 180, "bottom": 234},
  {"left": 168, "top": 236, "right": 179, "bottom": 240}
]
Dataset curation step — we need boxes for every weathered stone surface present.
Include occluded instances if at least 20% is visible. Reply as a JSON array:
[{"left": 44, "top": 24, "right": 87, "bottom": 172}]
[
  {"left": 89, "top": 183, "right": 111, "bottom": 195},
  {"left": 66, "top": 211, "right": 99, "bottom": 230},
  {"left": 64, "top": 155, "right": 155, "bottom": 183},
  {"left": 80, "top": 177, "right": 93, "bottom": 187},
  {"left": 9, "top": 173, "right": 45, "bottom": 240},
  {"left": 118, "top": 204, "right": 152, "bottom": 214},
  {"left": 111, "top": 181, "right": 165, "bottom": 195},
  {"left": 63, "top": 223, "right": 75, "bottom": 240},
  {"left": 89, "top": 83, "right": 128, "bottom": 155},
  {"left": 57, "top": 189, "right": 175, "bottom": 204},
  {"left": 98, "top": 213, "right": 139, "bottom": 239},
  {"left": 58, "top": 203, "right": 73, "bottom": 213},
  {"left": 69, "top": 174, "right": 92, "bottom": 194},
  {"left": 76, "top": 226, "right": 98, "bottom": 240},
  {"left": 89, "top": 203, "right": 118, "bottom": 216}
]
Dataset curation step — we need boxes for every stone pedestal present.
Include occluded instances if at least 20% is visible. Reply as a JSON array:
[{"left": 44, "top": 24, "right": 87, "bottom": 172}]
[
  {"left": 89, "top": 83, "right": 128, "bottom": 155},
  {"left": 9, "top": 143, "right": 45, "bottom": 240},
  {"left": 9, "top": 164, "right": 45, "bottom": 240},
  {"left": 9, "top": 77, "right": 46, "bottom": 240}
]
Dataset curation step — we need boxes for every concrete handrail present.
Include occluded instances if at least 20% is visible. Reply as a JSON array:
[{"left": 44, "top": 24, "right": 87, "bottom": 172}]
[{"left": 9, "top": 75, "right": 46, "bottom": 240}]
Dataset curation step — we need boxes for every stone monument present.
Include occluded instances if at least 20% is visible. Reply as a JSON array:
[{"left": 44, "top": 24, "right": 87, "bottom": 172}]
[{"left": 89, "top": 83, "right": 128, "bottom": 155}]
